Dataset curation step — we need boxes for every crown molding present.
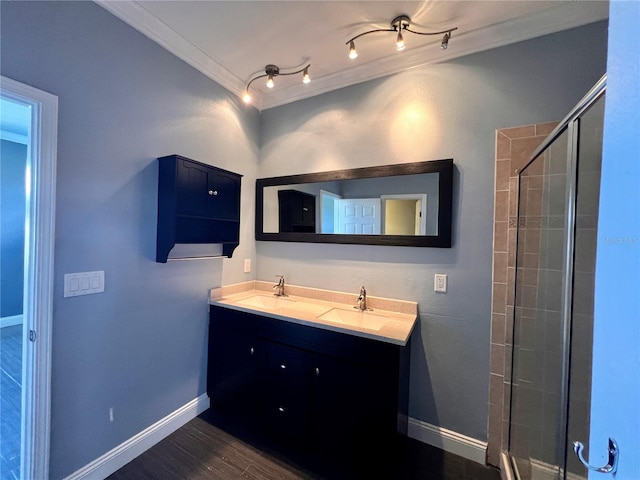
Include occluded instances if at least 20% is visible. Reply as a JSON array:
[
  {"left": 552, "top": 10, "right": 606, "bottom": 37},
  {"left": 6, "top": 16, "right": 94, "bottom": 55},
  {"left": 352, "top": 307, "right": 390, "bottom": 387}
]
[{"left": 95, "top": 1, "right": 608, "bottom": 111}]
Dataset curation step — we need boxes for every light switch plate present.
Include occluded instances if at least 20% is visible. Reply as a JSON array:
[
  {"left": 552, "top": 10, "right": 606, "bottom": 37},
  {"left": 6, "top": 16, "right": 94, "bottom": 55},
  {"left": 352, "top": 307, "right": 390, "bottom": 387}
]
[
  {"left": 244, "top": 259, "right": 251, "bottom": 273},
  {"left": 434, "top": 274, "right": 447, "bottom": 293},
  {"left": 64, "top": 271, "right": 105, "bottom": 297}
]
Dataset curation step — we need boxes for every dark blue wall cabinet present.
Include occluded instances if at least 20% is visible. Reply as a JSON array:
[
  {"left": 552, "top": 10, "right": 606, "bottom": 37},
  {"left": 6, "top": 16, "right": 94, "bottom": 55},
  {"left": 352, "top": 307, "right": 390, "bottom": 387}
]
[{"left": 156, "top": 155, "right": 242, "bottom": 262}]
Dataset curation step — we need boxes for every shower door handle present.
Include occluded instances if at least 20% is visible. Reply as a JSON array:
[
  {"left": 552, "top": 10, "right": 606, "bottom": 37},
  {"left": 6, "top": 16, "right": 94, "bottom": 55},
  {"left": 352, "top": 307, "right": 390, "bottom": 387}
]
[{"left": 573, "top": 437, "right": 618, "bottom": 474}]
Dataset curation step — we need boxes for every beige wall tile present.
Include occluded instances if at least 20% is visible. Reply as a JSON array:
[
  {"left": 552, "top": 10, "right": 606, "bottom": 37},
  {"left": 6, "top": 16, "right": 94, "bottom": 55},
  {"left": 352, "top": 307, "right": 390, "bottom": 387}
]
[
  {"left": 492, "top": 313, "right": 507, "bottom": 344},
  {"left": 492, "top": 283, "right": 507, "bottom": 314},
  {"left": 490, "top": 373, "right": 505, "bottom": 405},
  {"left": 511, "top": 136, "right": 546, "bottom": 174},
  {"left": 493, "top": 252, "right": 508, "bottom": 284},
  {"left": 496, "top": 159, "right": 511, "bottom": 191},
  {"left": 491, "top": 343, "right": 505, "bottom": 374},
  {"left": 495, "top": 190, "right": 510, "bottom": 222},
  {"left": 497, "top": 132, "right": 511, "bottom": 160},
  {"left": 494, "top": 221, "right": 508, "bottom": 252},
  {"left": 500, "top": 125, "right": 535, "bottom": 139},
  {"left": 535, "top": 122, "right": 559, "bottom": 136}
]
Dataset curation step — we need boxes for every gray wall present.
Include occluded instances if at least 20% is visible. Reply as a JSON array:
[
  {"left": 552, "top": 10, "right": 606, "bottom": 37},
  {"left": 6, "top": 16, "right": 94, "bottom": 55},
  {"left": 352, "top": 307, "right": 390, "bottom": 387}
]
[
  {"left": 0, "top": 2, "right": 260, "bottom": 478},
  {"left": 0, "top": 140, "right": 27, "bottom": 317},
  {"left": 257, "top": 21, "right": 608, "bottom": 441}
]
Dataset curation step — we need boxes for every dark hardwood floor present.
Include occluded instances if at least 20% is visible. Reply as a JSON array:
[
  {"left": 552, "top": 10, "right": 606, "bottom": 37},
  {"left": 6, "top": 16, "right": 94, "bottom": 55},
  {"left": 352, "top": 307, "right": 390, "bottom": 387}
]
[{"left": 108, "top": 409, "right": 500, "bottom": 480}]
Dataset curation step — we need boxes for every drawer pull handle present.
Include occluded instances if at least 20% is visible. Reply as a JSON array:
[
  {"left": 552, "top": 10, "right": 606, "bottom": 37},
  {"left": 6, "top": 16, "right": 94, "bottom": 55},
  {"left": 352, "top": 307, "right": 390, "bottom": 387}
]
[
  {"left": 250, "top": 347, "right": 254, "bottom": 355},
  {"left": 280, "top": 364, "right": 286, "bottom": 369},
  {"left": 278, "top": 406, "right": 285, "bottom": 413},
  {"left": 315, "top": 367, "right": 320, "bottom": 376}
]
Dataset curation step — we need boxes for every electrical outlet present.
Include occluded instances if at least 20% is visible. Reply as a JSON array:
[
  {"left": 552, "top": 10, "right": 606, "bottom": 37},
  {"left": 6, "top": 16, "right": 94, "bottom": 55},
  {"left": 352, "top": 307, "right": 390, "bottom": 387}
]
[
  {"left": 244, "top": 259, "right": 251, "bottom": 273},
  {"left": 434, "top": 274, "right": 447, "bottom": 293}
]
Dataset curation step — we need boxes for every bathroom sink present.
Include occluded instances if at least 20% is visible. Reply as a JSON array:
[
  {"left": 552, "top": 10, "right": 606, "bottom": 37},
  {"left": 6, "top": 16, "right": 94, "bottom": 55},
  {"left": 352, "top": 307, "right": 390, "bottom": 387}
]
[
  {"left": 278, "top": 302, "right": 333, "bottom": 317},
  {"left": 233, "top": 295, "right": 332, "bottom": 317},
  {"left": 235, "top": 295, "right": 295, "bottom": 310},
  {"left": 317, "top": 308, "right": 390, "bottom": 331}
]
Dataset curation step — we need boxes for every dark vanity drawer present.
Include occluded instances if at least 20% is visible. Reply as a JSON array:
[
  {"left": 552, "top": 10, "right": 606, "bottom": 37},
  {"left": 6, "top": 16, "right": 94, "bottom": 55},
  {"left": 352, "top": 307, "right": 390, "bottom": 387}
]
[
  {"left": 262, "top": 341, "right": 310, "bottom": 386},
  {"left": 260, "top": 341, "right": 312, "bottom": 438}
]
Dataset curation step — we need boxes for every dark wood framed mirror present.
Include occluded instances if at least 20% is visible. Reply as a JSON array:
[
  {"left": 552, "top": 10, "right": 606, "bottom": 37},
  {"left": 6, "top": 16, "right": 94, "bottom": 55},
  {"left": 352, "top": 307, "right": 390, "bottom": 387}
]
[{"left": 255, "top": 159, "right": 453, "bottom": 247}]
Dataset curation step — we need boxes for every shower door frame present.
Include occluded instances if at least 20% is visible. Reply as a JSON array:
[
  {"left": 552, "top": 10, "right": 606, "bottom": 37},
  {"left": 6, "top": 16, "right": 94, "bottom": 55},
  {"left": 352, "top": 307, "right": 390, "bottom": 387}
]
[{"left": 507, "top": 74, "right": 607, "bottom": 480}]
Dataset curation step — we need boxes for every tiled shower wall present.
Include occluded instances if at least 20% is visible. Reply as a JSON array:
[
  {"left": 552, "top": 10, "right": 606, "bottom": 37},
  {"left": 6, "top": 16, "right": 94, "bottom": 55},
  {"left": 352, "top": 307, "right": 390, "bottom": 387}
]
[{"left": 487, "top": 122, "right": 558, "bottom": 467}]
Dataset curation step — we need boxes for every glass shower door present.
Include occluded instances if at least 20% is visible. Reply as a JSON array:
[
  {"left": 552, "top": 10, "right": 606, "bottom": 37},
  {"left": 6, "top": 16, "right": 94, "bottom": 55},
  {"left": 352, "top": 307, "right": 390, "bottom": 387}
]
[
  {"left": 508, "top": 84, "right": 605, "bottom": 480},
  {"left": 510, "top": 127, "right": 571, "bottom": 480},
  {"left": 565, "top": 93, "right": 605, "bottom": 480}
]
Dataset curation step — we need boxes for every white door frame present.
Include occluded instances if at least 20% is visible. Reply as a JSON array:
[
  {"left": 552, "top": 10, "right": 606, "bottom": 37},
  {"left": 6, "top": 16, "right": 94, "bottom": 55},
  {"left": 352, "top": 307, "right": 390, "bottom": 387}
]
[
  {"left": 319, "top": 189, "right": 341, "bottom": 234},
  {"left": 1, "top": 75, "right": 57, "bottom": 480}
]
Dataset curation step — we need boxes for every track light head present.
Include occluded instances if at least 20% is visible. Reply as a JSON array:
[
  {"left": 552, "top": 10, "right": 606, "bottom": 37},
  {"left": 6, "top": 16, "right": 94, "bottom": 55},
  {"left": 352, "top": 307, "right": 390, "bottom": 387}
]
[
  {"left": 441, "top": 32, "right": 451, "bottom": 50},
  {"left": 396, "top": 30, "right": 405, "bottom": 51},
  {"left": 302, "top": 66, "right": 311, "bottom": 84},
  {"left": 348, "top": 40, "right": 358, "bottom": 59},
  {"left": 265, "top": 64, "right": 279, "bottom": 88}
]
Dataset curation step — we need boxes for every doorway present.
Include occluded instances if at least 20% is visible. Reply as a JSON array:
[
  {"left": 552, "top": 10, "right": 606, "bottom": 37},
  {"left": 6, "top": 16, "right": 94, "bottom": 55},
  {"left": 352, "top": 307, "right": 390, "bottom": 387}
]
[
  {"left": 1, "top": 95, "right": 29, "bottom": 480},
  {"left": 0, "top": 76, "right": 57, "bottom": 480}
]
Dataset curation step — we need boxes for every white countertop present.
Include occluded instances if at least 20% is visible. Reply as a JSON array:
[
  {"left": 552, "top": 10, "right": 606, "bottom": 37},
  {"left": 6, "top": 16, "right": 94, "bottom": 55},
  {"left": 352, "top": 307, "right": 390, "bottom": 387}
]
[{"left": 208, "top": 281, "right": 418, "bottom": 346}]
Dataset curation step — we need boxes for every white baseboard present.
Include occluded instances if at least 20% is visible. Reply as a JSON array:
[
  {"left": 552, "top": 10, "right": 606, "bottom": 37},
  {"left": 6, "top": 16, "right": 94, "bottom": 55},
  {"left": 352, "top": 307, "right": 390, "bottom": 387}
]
[
  {"left": 407, "top": 417, "right": 487, "bottom": 465},
  {"left": 64, "top": 394, "right": 210, "bottom": 480},
  {"left": 0, "top": 314, "right": 23, "bottom": 328}
]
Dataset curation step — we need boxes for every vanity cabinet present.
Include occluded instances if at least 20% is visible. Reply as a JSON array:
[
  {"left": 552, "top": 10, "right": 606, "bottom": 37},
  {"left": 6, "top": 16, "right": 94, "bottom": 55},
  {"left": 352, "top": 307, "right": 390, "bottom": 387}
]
[
  {"left": 278, "top": 190, "right": 316, "bottom": 233},
  {"left": 207, "top": 305, "right": 410, "bottom": 453},
  {"left": 207, "top": 310, "right": 258, "bottom": 417},
  {"left": 156, "top": 155, "right": 241, "bottom": 262}
]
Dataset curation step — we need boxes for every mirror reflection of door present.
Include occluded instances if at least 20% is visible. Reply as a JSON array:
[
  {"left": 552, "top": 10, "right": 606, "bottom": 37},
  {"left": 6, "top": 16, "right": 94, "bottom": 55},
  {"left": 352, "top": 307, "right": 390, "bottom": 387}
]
[
  {"left": 337, "top": 198, "right": 381, "bottom": 234},
  {"left": 381, "top": 194, "right": 427, "bottom": 235}
]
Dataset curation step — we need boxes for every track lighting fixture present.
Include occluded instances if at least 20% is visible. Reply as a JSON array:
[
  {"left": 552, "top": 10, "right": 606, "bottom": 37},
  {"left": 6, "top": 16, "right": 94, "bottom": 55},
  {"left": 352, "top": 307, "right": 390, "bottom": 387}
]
[
  {"left": 346, "top": 15, "right": 457, "bottom": 59},
  {"left": 243, "top": 63, "right": 311, "bottom": 104}
]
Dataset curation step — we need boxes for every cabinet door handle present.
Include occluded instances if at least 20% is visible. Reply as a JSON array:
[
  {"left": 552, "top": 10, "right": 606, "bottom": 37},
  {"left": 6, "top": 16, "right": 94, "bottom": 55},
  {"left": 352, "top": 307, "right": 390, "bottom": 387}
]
[
  {"left": 302, "top": 207, "right": 309, "bottom": 212},
  {"left": 278, "top": 406, "right": 285, "bottom": 413},
  {"left": 315, "top": 367, "right": 320, "bottom": 376},
  {"left": 280, "top": 364, "right": 287, "bottom": 369},
  {"left": 250, "top": 347, "right": 254, "bottom": 355},
  {"left": 208, "top": 190, "right": 218, "bottom": 196}
]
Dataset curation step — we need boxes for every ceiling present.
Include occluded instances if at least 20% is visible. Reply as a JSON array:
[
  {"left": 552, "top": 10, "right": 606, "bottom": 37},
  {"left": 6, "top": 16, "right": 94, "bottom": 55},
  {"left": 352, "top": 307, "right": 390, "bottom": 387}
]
[{"left": 96, "top": 1, "right": 609, "bottom": 111}]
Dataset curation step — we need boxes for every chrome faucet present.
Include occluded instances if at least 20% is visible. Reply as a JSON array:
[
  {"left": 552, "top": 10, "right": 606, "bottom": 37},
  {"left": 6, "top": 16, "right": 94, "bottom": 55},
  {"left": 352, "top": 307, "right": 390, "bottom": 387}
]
[
  {"left": 356, "top": 286, "right": 367, "bottom": 310},
  {"left": 273, "top": 275, "right": 286, "bottom": 297}
]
